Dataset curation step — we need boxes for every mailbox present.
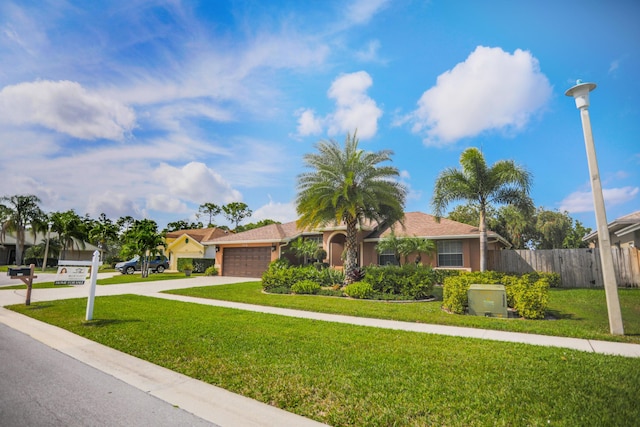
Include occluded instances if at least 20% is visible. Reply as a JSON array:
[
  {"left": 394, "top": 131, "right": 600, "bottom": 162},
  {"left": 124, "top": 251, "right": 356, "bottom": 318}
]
[{"left": 8, "top": 267, "right": 33, "bottom": 277}]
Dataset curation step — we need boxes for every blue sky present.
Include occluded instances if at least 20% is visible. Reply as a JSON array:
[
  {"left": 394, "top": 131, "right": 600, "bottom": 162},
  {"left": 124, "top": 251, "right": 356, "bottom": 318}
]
[{"left": 0, "top": 0, "right": 638, "bottom": 231}]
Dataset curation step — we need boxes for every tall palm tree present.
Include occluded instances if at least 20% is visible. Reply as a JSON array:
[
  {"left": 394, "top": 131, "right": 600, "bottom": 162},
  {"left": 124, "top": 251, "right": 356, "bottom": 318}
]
[
  {"left": 51, "top": 210, "right": 86, "bottom": 260},
  {"left": 0, "top": 194, "right": 45, "bottom": 265},
  {"left": 121, "top": 219, "right": 165, "bottom": 278},
  {"left": 296, "top": 133, "right": 407, "bottom": 284},
  {"left": 431, "top": 147, "right": 532, "bottom": 271}
]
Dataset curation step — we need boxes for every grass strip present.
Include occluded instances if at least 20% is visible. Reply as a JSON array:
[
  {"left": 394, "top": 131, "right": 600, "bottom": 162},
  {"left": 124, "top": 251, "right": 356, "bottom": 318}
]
[
  {"left": 165, "top": 282, "right": 640, "bottom": 344},
  {"left": 0, "top": 272, "right": 197, "bottom": 290},
  {"left": 9, "top": 295, "right": 640, "bottom": 427}
]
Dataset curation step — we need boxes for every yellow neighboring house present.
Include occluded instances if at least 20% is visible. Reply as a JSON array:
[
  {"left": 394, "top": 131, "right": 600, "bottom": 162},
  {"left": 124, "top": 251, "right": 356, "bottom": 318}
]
[{"left": 164, "top": 228, "right": 230, "bottom": 271}]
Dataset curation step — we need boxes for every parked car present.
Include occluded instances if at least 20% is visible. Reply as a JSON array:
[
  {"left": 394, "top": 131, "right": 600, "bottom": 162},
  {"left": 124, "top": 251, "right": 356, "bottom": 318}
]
[{"left": 115, "top": 255, "right": 169, "bottom": 274}]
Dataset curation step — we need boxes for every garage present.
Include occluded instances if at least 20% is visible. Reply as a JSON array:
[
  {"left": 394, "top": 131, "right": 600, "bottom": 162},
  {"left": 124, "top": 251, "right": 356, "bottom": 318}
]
[{"left": 222, "top": 247, "right": 272, "bottom": 277}]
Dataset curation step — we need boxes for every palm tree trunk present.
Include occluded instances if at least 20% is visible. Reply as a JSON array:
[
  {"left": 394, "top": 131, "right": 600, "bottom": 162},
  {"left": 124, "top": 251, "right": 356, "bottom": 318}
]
[
  {"left": 344, "top": 217, "right": 359, "bottom": 284},
  {"left": 479, "top": 209, "right": 487, "bottom": 272}
]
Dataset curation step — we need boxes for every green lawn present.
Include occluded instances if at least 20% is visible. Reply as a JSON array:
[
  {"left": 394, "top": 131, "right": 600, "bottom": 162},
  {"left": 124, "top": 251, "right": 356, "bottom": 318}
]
[
  {"left": 0, "top": 272, "right": 197, "bottom": 290},
  {"left": 8, "top": 295, "right": 640, "bottom": 427},
  {"left": 165, "top": 282, "right": 640, "bottom": 344}
]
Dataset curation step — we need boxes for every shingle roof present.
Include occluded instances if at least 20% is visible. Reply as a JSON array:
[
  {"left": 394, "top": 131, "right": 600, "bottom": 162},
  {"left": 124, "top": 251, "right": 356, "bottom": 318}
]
[
  {"left": 366, "top": 211, "right": 482, "bottom": 239},
  {"left": 165, "top": 228, "right": 229, "bottom": 243},
  {"left": 207, "top": 212, "right": 507, "bottom": 244},
  {"left": 205, "top": 221, "right": 309, "bottom": 244},
  {"left": 584, "top": 210, "right": 640, "bottom": 241}
]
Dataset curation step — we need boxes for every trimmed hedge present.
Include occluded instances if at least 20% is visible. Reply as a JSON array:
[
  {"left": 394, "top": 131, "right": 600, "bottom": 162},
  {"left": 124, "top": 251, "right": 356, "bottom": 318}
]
[
  {"left": 291, "top": 279, "right": 321, "bottom": 295},
  {"left": 442, "top": 271, "right": 552, "bottom": 319},
  {"left": 344, "top": 281, "right": 374, "bottom": 299},
  {"left": 363, "top": 264, "right": 436, "bottom": 300},
  {"left": 177, "top": 258, "right": 216, "bottom": 273}
]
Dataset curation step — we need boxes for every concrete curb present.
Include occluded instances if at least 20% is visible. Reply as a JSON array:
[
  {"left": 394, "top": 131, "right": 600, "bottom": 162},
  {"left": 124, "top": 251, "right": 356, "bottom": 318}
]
[{"left": 0, "top": 307, "right": 327, "bottom": 427}]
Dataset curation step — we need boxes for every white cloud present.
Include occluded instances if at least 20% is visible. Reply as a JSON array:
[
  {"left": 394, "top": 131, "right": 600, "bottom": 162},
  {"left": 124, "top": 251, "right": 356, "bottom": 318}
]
[
  {"left": 253, "top": 199, "right": 297, "bottom": 223},
  {"left": 408, "top": 46, "right": 552, "bottom": 145},
  {"left": 154, "top": 162, "right": 242, "bottom": 205},
  {"left": 559, "top": 186, "right": 639, "bottom": 213},
  {"left": 298, "top": 71, "right": 382, "bottom": 140},
  {"left": 146, "top": 194, "right": 188, "bottom": 213},
  {"left": 86, "top": 191, "right": 142, "bottom": 219},
  {"left": 296, "top": 108, "right": 324, "bottom": 136},
  {"left": 0, "top": 80, "right": 136, "bottom": 140},
  {"left": 346, "top": 0, "right": 390, "bottom": 25},
  {"left": 355, "top": 40, "right": 383, "bottom": 63}
]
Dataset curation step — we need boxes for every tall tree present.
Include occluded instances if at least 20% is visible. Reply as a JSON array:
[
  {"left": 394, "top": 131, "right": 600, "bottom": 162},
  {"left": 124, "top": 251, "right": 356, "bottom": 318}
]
[
  {"left": 120, "top": 219, "right": 165, "bottom": 278},
  {"left": 432, "top": 147, "right": 532, "bottom": 271},
  {"left": 296, "top": 133, "right": 407, "bottom": 284},
  {"left": 88, "top": 213, "right": 119, "bottom": 261},
  {"left": 164, "top": 220, "right": 204, "bottom": 233},
  {"left": 0, "top": 194, "right": 45, "bottom": 265},
  {"left": 198, "top": 203, "right": 222, "bottom": 227},
  {"left": 222, "top": 202, "right": 252, "bottom": 231},
  {"left": 51, "top": 210, "right": 86, "bottom": 260}
]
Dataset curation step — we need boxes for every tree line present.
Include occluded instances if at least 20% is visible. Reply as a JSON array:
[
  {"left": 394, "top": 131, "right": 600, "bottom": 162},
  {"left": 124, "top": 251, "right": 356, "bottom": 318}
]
[{"left": 0, "top": 195, "right": 274, "bottom": 267}]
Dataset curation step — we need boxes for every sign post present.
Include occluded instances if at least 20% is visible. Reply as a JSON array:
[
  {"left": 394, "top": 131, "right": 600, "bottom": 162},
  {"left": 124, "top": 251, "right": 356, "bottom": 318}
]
[{"left": 57, "top": 250, "right": 101, "bottom": 321}]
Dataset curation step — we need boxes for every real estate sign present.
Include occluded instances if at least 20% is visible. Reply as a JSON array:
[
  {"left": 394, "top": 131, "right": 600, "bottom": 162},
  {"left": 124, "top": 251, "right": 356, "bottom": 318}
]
[{"left": 54, "top": 266, "right": 89, "bottom": 285}]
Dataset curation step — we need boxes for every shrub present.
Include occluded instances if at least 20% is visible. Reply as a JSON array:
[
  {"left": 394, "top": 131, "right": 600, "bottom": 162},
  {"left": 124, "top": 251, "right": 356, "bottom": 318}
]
[
  {"left": 364, "top": 264, "right": 437, "bottom": 300},
  {"left": 511, "top": 275, "right": 550, "bottom": 319},
  {"left": 261, "top": 263, "right": 319, "bottom": 292},
  {"left": 291, "top": 279, "right": 321, "bottom": 295},
  {"left": 177, "top": 258, "right": 215, "bottom": 273},
  {"left": 318, "top": 267, "right": 345, "bottom": 287},
  {"left": 433, "top": 269, "right": 463, "bottom": 285},
  {"left": 344, "top": 281, "right": 374, "bottom": 299},
  {"left": 204, "top": 266, "right": 218, "bottom": 276}
]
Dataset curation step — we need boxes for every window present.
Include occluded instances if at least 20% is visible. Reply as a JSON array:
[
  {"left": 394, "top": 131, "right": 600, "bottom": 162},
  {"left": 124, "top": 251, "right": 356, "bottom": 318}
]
[
  {"left": 378, "top": 248, "right": 399, "bottom": 266},
  {"left": 437, "top": 240, "right": 463, "bottom": 267}
]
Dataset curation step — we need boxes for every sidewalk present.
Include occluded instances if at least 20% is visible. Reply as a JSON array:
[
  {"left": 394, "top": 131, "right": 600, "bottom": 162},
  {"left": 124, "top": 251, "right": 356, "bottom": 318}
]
[{"left": 1, "top": 275, "right": 639, "bottom": 426}]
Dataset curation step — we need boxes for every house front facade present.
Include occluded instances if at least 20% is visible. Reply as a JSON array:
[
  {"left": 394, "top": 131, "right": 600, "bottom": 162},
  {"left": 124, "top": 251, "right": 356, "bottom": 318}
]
[
  {"left": 206, "top": 212, "right": 510, "bottom": 278},
  {"left": 164, "top": 227, "right": 230, "bottom": 271}
]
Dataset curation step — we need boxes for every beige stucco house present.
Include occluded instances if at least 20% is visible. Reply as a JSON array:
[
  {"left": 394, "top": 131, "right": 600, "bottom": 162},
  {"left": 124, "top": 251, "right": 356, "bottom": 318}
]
[
  {"left": 206, "top": 212, "right": 510, "bottom": 278},
  {"left": 164, "top": 227, "right": 230, "bottom": 271}
]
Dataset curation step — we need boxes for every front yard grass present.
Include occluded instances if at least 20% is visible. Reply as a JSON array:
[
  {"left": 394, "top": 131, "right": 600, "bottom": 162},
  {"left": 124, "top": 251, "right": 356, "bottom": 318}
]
[
  {"left": 8, "top": 295, "right": 640, "bottom": 427},
  {"left": 0, "top": 272, "right": 197, "bottom": 290},
  {"left": 165, "top": 282, "right": 640, "bottom": 344}
]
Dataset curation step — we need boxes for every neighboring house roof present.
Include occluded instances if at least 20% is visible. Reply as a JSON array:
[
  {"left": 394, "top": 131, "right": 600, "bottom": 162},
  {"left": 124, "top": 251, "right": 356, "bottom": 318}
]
[
  {"left": 208, "top": 212, "right": 510, "bottom": 247},
  {"left": 206, "top": 221, "right": 308, "bottom": 245},
  {"left": 584, "top": 210, "right": 640, "bottom": 242},
  {"left": 165, "top": 227, "right": 230, "bottom": 243}
]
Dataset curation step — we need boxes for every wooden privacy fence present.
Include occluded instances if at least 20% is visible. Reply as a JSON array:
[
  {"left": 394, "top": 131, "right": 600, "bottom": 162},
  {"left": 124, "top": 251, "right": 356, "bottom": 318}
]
[{"left": 487, "top": 247, "right": 640, "bottom": 288}]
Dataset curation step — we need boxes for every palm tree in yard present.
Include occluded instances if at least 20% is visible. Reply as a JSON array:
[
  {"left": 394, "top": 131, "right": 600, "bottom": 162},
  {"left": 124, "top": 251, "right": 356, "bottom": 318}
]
[
  {"left": 0, "top": 194, "right": 45, "bottom": 265},
  {"left": 296, "top": 133, "right": 407, "bottom": 284},
  {"left": 431, "top": 147, "right": 532, "bottom": 272}
]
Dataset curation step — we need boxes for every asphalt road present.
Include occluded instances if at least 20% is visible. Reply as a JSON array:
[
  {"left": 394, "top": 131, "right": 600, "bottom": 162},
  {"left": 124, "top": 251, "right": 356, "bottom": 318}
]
[{"left": 0, "top": 323, "right": 217, "bottom": 427}]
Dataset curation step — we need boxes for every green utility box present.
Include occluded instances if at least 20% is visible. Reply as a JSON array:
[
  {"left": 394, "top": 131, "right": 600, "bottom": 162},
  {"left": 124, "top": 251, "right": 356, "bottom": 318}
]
[{"left": 467, "top": 284, "right": 508, "bottom": 318}]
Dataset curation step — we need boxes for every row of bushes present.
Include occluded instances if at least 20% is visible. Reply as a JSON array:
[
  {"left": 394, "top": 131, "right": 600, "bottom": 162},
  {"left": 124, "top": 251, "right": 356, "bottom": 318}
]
[
  {"left": 177, "top": 258, "right": 216, "bottom": 273},
  {"left": 262, "top": 262, "right": 446, "bottom": 300},
  {"left": 442, "top": 271, "right": 558, "bottom": 319}
]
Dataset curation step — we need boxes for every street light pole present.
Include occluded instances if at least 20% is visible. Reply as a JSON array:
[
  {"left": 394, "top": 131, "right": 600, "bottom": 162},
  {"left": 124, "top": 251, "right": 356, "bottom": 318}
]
[
  {"left": 42, "top": 222, "right": 53, "bottom": 272},
  {"left": 565, "top": 81, "right": 624, "bottom": 335}
]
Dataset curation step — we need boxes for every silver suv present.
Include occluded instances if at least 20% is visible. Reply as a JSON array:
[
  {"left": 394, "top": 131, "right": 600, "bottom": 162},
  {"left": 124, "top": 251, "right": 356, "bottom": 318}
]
[{"left": 115, "top": 255, "right": 169, "bottom": 274}]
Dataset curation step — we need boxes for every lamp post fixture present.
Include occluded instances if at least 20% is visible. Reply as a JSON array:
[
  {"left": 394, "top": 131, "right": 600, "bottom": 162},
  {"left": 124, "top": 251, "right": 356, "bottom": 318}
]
[
  {"left": 42, "top": 222, "right": 53, "bottom": 272},
  {"left": 565, "top": 80, "right": 624, "bottom": 335}
]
